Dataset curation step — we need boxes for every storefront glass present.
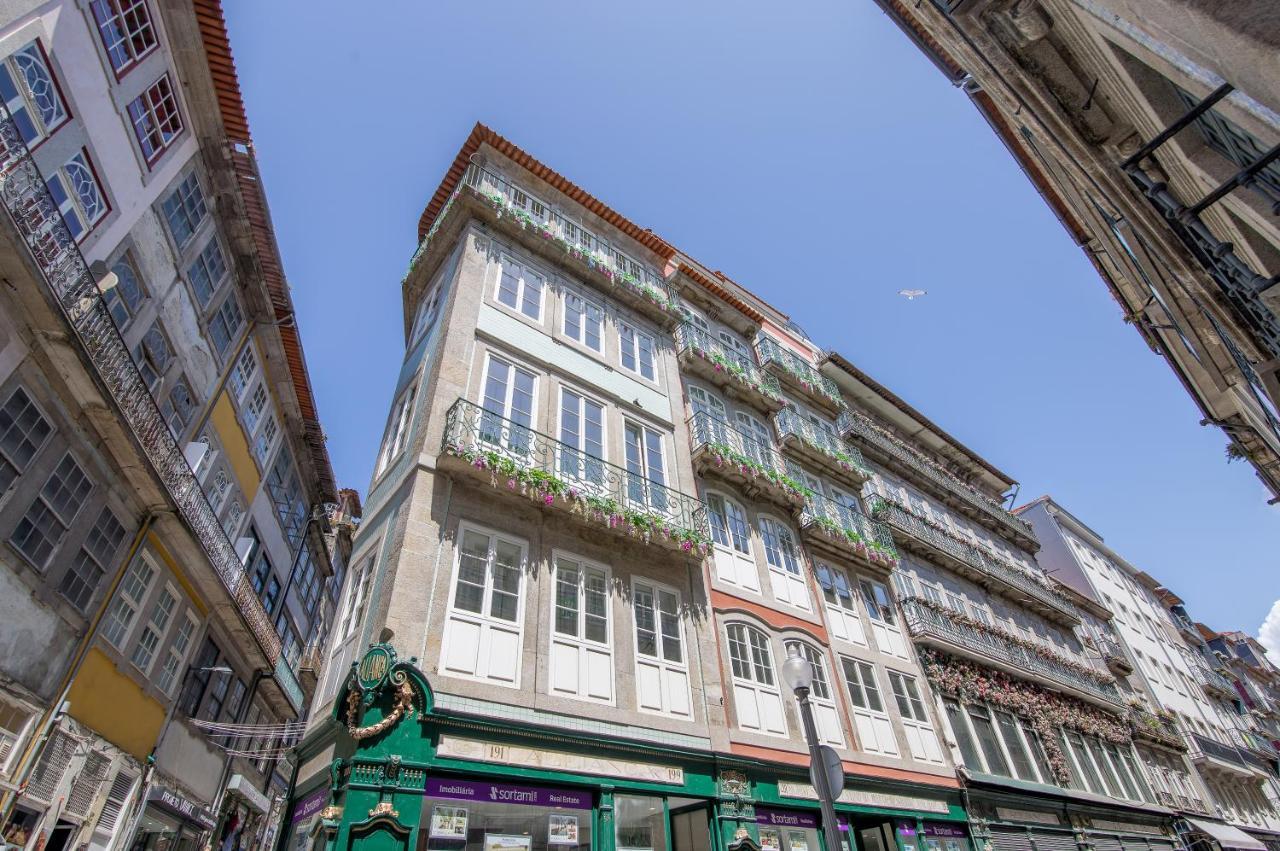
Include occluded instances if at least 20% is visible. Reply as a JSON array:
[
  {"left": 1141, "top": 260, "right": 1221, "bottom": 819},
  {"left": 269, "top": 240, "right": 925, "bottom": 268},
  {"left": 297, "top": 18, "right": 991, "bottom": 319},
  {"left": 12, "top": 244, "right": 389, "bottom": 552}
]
[
  {"left": 894, "top": 821, "right": 970, "bottom": 851},
  {"left": 130, "top": 807, "right": 201, "bottom": 851},
  {"left": 417, "top": 777, "right": 593, "bottom": 851},
  {"left": 616, "top": 796, "right": 668, "bottom": 851},
  {"left": 757, "top": 807, "right": 824, "bottom": 851}
]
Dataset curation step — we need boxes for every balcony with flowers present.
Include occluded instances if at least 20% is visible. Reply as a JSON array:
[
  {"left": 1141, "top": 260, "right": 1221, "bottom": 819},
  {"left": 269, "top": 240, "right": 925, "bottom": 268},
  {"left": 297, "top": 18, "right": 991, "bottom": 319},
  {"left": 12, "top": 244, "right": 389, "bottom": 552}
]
[
  {"left": 774, "top": 407, "right": 871, "bottom": 489},
  {"left": 408, "top": 163, "right": 682, "bottom": 328},
  {"left": 1127, "top": 702, "right": 1187, "bottom": 751},
  {"left": 1097, "top": 636, "right": 1135, "bottom": 676},
  {"left": 676, "top": 323, "right": 785, "bottom": 413},
  {"left": 870, "top": 496, "right": 1079, "bottom": 625},
  {"left": 798, "top": 491, "right": 899, "bottom": 570},
  {"left": 839, "top": 410, "right": 1036, "bottom": 551},
  {"left": 755, "top": 335, "right": 846, "bottom": 415},
  {"left": 442, "top": 399, "right": 710, "bottom": 555},
  {"left": 902, "top": 597, "right": 1124, "bottom": 711},
  {"left": 687, "top": 411, "right": 810, "bottom": 512},
  {"left": 1195, "top": 662, "right": 1236, "bottom": 697}
]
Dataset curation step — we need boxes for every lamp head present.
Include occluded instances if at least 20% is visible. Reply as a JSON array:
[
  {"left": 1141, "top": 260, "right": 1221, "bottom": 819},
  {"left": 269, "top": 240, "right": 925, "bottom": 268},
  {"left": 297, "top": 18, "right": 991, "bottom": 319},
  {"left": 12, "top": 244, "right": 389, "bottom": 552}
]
[{"left": 781, "top": 651, "right": 813, "bottom": 693}]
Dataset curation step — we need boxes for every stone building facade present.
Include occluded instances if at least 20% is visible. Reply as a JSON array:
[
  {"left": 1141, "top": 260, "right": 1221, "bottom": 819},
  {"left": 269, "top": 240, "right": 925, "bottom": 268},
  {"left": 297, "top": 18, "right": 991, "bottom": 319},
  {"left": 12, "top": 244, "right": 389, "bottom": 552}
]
[
  {"left": 871, "top": 0, "right": 1280, "bottom": 502},
  {"left": 0, "top": 1, "right": 348, "bottom": 849}
]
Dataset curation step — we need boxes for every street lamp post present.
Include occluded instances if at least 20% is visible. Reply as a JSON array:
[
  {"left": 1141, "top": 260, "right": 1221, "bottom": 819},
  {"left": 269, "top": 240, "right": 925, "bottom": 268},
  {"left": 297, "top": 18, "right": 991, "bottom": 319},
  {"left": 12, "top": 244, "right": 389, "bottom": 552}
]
[{"left": 781, "top": 652, "right": 845, "bottom": 851}]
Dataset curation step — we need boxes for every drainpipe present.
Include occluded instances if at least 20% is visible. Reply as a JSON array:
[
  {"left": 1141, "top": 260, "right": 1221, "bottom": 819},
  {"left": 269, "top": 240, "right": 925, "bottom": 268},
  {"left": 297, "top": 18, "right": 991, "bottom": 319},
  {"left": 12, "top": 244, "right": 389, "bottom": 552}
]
[{"left": 0, "top": 512, "right": 157, "bottom": 829}]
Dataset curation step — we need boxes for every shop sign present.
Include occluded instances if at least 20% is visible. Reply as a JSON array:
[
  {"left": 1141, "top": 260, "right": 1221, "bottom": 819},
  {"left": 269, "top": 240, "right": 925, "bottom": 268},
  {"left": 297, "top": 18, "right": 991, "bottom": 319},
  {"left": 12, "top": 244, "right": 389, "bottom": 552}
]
[
  {"left": 291, "top": 787, "right": 330, "bottom": 825},
  {"left": 436, "top": 735, "right": 684, "bottom": 785},
  {"left": 358, "top": 645, "right": 394, "bottom": 691},
  {"left": 147, "top": 787, "right": 217, "bottom": 831},
  {"left": 1088, "top": 820, "right": 1164, "bottom": 836},
  {"left": 227, "top": 774, "right": 269, "bottom": 814},
  {"left": 757, "top": 808, "right": 820, "bottom": 829},
  {"left": 995, "top": 807, "right": 1061, "bottom": 825},
  {"left": 425, "top": 778, "right": 592, "bottom": 810},
  {"left": 777, "top": 781, "right": 950, "bottom": 814},
  {"left": 896, "top": 822, "right": 969, "bottom": 838}
]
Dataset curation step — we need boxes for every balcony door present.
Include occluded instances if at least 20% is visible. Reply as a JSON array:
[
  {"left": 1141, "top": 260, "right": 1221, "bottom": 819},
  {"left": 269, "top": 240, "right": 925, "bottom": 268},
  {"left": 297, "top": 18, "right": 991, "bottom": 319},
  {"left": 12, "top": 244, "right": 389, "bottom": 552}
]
[
  {"left": 859, "top": 579, "right": 908, "bottom": 658},
  {"left": 480, "top": 355, "right": 536, "bottom": 457},
  {"left": 707, "top": 493, "right": 759, "bottom": 593},
  {"left": 735, "top": 412, "right": 774, "bottom": 468},
  {"left": 689, "top": 386, "right": 728, "bottom": 445},
  {"left": 558, "top": 388, "right": 606, "bottom": 491},
  {"left": 624, "top": 421, "right": 668, "bottom": 514}
]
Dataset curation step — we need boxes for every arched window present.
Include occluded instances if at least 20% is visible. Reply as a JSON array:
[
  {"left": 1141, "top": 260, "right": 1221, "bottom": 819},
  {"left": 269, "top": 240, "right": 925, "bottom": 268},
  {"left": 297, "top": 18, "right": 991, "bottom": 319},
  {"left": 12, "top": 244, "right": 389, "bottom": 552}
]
[
  {"left": 725, "top": 623, "right": 786, "bottom": 736},
  {"left": 783, "top": 641, "right": 844, "bottom": 747},
  {"left": 688, "top": 385, "right": 728, "bottom": 446},
  {"left": 760, "top": 516, "right": 808, "bottom": 610},
  {"left": 816, "top": 563, "right": 865, "bottom": 646},
  {"left": 707, "top": 493, "right": 758, "bottom": 592}
]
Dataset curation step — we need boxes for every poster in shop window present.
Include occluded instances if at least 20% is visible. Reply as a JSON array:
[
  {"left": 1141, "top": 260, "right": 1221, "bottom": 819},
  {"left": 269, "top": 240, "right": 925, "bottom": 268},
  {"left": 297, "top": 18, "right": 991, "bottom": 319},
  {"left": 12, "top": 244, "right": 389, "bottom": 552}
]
[
  {"left": 484, "top": 834, "right": 533, "bottom": 851},
  {"left": 430, "top": 806, "right": 469, "bottom": 840},
  {"left": 759, "top": 829, "right": 781, "bottom": 851},
  {"left": 787, "top": 831, "right": 809, "bottom": 851},
  {"left": 548, "top": 814, "right": 579, "bottom": 845}
]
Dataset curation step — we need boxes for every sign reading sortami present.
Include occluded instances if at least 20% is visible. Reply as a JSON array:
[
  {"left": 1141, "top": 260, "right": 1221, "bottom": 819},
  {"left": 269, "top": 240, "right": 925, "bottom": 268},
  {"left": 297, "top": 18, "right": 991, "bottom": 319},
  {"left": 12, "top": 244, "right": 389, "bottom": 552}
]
[
  {"left": 896, "top": 822, "right": 969, "bottom": 838},
  {"left": 756, "top": 808, "right": 820, "bottom": 829},
  {"left": 291, "top": 787, "right": 330, "bottom": 825},
  {"left": 425, "top": 778, "right": 592, "bottom": 810}
]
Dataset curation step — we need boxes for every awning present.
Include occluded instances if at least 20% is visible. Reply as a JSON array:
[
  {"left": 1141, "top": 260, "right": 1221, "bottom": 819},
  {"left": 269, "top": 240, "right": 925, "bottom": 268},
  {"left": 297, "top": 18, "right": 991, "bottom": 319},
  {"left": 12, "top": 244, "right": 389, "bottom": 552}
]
[{"left": 1187, "top": 819, "right": 1268, "bottom": 851}]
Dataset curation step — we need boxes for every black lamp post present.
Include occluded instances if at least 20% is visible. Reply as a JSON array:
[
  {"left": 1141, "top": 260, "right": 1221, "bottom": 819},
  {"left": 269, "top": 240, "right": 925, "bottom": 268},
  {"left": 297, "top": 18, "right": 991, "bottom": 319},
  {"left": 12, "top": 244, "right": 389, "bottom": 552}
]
[{"left": 781, "top": 650, "right": 845, "bottom": 851}]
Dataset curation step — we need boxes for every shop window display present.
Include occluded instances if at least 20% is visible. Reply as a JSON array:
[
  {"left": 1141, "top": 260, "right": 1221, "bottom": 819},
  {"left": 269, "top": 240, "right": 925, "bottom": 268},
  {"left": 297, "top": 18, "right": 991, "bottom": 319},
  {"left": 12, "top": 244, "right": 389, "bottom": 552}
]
[{"left": 418, "top": 778, "right": 592, "bottom": 851}]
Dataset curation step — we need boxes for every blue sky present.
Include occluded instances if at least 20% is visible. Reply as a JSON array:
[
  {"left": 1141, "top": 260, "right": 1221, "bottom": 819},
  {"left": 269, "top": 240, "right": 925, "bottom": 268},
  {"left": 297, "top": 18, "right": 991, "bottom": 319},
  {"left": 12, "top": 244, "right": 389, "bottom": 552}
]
[{"left": 224, "top": 1, "right": 1277, "bottom": 638}]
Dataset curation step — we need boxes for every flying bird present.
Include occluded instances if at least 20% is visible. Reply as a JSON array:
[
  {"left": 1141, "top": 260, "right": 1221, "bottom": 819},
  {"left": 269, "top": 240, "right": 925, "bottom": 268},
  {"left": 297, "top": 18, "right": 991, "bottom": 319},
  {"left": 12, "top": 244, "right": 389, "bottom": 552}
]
[{"left": 898, "top": 289, "right": 928, "bottom": 300}]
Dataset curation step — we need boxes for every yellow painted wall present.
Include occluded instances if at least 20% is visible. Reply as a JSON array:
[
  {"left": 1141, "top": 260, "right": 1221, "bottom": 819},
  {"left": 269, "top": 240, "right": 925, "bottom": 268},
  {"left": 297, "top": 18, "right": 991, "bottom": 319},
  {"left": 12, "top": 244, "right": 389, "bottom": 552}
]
[
  {"left": 210, "top": 391, "right": 260, "bottom": 498},
  {"left": 67, "top": 648, "right": 166, "bottom": 760},
  {"left": 146, "top": 532, "right": 207, "bottom": 617}
]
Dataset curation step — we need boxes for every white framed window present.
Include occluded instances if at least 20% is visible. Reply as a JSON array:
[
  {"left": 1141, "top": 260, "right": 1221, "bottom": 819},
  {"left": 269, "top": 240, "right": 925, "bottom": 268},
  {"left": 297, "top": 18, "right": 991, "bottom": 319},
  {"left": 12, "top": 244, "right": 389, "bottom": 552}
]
[
  {"left": 46, "top": 150, "right": 108, "bottom": 242},
  {"left": 620, "top": 321, "right": 657, "bottom": 382},
  {"left": 687, "top": 385, "right": 728, "bottom": 445},
  {"left": 439, "top": 524, "right": 526, "bottom": 687},
  {"left": 887, "top": 670, "right": 943, "bottom": 762},
  {"left": 760, "top": 516, "right": 807, "bottom": 610},
  {"left": 89, "top": 0, "right": 158, "bottom": 76},
  {"left": 816, "top": 563, "right": 866, "bottom": 646},
  {"left": 623, "top": 420, "right": 667, "bottom": 512},
  {"left": 339, "top": 553, "right": 376, "bottom": 644},
  {"left": 132, "top": 322, "right": 171, "bottom": 392},
  {"left": 101, "top": 554, "right": 156, "bottom": 649},
  {"left": 859, "top": 578, "right": 907, "bottom": 657},
  {"left": 130, "top": 584, "right": 177, "bottom": 673},
  {"left": 127, "top": 73, "right": 183, "bottom": 166},
  {"left": 0, "top": 41, "right": 68, "bottom": 147},
  {"left": 187, "top": 239, "right": 228, "bottom": 306},
  {"left": 494, "top": 254, "right": 544, "bottom": 320},
  {"left": 633, "top": 579, "right": 691, "bottom": 718},
  {"left": 784, "top": 642, "right": 844, "bottom": 747},
  {"left": 221, "top": 498, "right": 244, "bottom": 539},
  {"left": 920, "top": 582, "right": 942, "bottom": 604},
  {"left": 208, "top": 294, "right": 243, "bottom": 358},
  {"left": 160, "top": 375, "right": 196, "bottom": 437},
  {"left": 228, "top": 345, "right": 259, "bottom": 403},
  {"left": 57, "top": 506, "right": 125, "bottom": 613},
  {"left": 717, "top": 330, "right": 754, "bottom": 370},
  {"left": 155, "top": 611, "right": 197, "bottom": 695},
  {"left": 563, "top": 290, "right": 603, "bottom": 351},
  {"left": 160, "top": 172, "right": 206, "bottom": 248},
  {"left": 376, "top": 383, "right": 417, "bottom": 477},
  {"left": 10, "top": 453, "right": 93, "bottom": 569},
  {"left": 726, "top": 623, "right": 786, "bottom": 736},
  {"left": 205, "top": 467, "right": 231, "bottom": 513},
  {"left": 839, "top": 657, "right": 898, "bottom": 755},
  {"left": 707, "top": 492, "right": 758, "bottom": 592},
  {"left": 557, "top": 387, "right": 605, "bottom": 488},
  {"left": 734, "top": 411, "right": 774, "bottom": 467},
  {"left": 410, "top": 282, "right": 444, "bottom": 344},
  {"left": 480, "top": 353, "right": 537, "bottom": 456},
  {"left": 549, "top": 555, "right": 613, "bottom": 704},
  {"left": 891, "top": 572, "right": 916, "bottom": 599},
  {"left": 252, "top": 412, "right": 279, "bottom": 467},
  {"left": 0, "top": 386, "right": 53, "bottom": 495}
]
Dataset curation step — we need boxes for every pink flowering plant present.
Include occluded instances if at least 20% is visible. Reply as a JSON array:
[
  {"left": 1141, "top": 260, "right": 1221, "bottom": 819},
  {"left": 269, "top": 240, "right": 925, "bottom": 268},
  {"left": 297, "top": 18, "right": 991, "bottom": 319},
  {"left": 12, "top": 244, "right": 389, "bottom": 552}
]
[
  {"left": 804, "top": 514, "right": 899, "bottom": 568},
  {"left": 482, "top": 191, "right": 680, "bottom": 319},
  {"left": 702, "top": 441, "right": 811, "bottom": 502},
  {"left": 920, "top": 649, "right": 1132, "bottom": 785},
  {"left": 445, "top": 441, "right": 711, "bottom": 555},
  {"left": 685, "top": 345, "right": 785, "bottom": 405}
]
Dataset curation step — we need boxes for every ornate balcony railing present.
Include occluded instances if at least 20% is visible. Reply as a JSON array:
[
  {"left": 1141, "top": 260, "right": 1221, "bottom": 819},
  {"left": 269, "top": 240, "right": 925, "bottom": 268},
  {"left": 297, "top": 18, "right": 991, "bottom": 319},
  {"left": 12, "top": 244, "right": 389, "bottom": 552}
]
[
  {"left": 1188, "top": 732, "right": 1253, "bottom": 771},
  {"left": 902, "top": 599, "right": 1123, "bottom": 708},
  {"left": 775, "top": 407, "right": 870, "bottom": 483},
  {"left": 0, "top": 107, "right": 298, "bottom": 710},
  {"left": 799, "top": 491, "right": 899, "bottom": 568},
  {"left": 675, "top": 323, "right": 783, "bottom": 408},
  {"left": 839, "top": 410, "right": 1034, "bottom": 541},
  {"left": 872, "top": 497, "right": 1077, "bottom": 622},
  {"left": 755, "top": 336, "right": 845, "bottom": 411},
  {"left": 462, "top": 164, "right": 680, "bottom": 320},
  {"left": 1171, "top": 609, "right": 1200, "bottom": 636},
  {"left": 1128, "top": 705, "right": 1186, "bottom": 750},
  {"left": 442, "top": 399, "right": 710, "bottom": 552},
  {"left": 1098, "top": 637, "right": 1134, "bottom": 674},
  {"left": 688, "top": 411, "right": 809, "bottom": 506}
]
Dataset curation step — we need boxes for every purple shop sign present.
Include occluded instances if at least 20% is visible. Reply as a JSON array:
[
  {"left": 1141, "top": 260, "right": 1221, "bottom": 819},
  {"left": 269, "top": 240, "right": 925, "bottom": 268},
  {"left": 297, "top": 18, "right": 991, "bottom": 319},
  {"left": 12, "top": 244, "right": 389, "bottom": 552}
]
[
  {"left": 426, "top": 777, "right": 592, "bottom": 810},
  {"left": 291, "top": 787, "right": 330, "bottom": 825},
  {"left": 897, "top": 822, "right": 969, "bottom": 839},
  {"left": 756, "top": 808, "right": 820, "bottom": 830}
]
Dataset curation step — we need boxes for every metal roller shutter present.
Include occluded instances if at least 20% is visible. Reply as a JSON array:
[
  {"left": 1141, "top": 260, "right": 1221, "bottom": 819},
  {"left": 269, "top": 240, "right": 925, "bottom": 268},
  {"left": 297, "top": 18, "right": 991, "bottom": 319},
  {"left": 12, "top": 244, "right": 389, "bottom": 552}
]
[
  {"left": 990, "top": 826, "right": 1032, "bottom": 851},
  {"left": 1144, "top": 839, "right": 1178, "bottom": 851},
  {"left": 1029, "top": 829, "right": 1081, "bottom": 851},
  {"left": 1091, "top": 834, "right": 1126, "bottom": 851}
]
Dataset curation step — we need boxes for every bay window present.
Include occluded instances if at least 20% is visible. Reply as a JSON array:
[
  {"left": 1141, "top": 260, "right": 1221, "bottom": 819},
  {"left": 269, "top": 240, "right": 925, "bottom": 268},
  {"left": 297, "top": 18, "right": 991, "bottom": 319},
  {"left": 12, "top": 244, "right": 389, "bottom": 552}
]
[
  {"left": 784, "top": 642, "right": 843, "bottom": 746},
  {"left": 726, "top": 623, "right": 786, "bottom": 736},
  {"left": 440, "top": 525, "right": 525, "bottom": 686},
  {"left": 633, "top": 580, "right": 690, "bottom": 718},
  {"left": 760, "top": 516, "right": 807, "bottom": 610},
  {"left": 549, "top": 556, "right": 613, "bottom": 704}
]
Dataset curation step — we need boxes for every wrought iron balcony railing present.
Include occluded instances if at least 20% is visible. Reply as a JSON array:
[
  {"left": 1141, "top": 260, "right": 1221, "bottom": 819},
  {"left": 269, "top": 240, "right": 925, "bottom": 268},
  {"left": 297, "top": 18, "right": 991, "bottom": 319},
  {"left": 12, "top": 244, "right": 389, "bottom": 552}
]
[
  {"left": 1171, "top": 609, "right": 1200, "bottom": 636},
  {"left": 1128, "top": 705, "right": 1186, "bottom": 750},
  {"left": 1098, "top": 637, "right": 1134, "bottom": 674},
  {"left": 0, "top": 107, "right": 301, "bottom": 711},
  {"left": 462, "top": 164, "right": 680, "bottom": 319},
  {"left": 873, "top": 497, "right": 1077, "bottom": 622},
  {"left": 799, "top": 491, "right": 899, "bottom": 568},
  {"left": 755, "top": 336, "right": 845, "bottom": 411},
  {"left": 675, "top": 323, "right": 783, "bottom": 408},
  {"left": 838, "top": 410, "right": 1034, "bottom": 541},
  {"left": 901, "top": 598, "right": 1123, "bottom": 709},
  {"left": 1188, "top": 732, "right": 1253, "bottom": 772},
  {"left": 688, "top": 411, "right": 808, "bottom": 506},
  {"left": 775, "top": 407, "right": 870, "bottom": 483},
  {"left": 442, "top": 398, "right": 710, "bottom": 551}
]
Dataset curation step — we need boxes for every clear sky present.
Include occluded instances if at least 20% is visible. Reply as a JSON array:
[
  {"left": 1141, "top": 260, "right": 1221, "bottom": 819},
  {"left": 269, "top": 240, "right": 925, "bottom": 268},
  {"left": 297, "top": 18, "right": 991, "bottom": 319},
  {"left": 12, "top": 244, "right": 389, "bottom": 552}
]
[{"left": 223, "top": 1, "right": 1278, "bottom": 642}]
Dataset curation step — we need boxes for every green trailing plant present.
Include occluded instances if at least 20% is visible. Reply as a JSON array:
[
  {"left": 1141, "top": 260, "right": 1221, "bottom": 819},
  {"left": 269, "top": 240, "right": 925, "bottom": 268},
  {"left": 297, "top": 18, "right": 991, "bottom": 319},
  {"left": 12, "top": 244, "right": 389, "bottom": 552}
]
[{"left": 702, "top": 441, "right": 811, "bottom": 501}]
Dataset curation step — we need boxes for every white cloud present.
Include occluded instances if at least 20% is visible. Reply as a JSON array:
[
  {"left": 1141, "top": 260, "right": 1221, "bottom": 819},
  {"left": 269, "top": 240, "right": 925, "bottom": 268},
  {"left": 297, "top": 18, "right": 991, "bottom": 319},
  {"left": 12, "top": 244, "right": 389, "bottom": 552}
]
[{"left": 1259, "top": 598, "right": 1280, "bottom": 657}]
